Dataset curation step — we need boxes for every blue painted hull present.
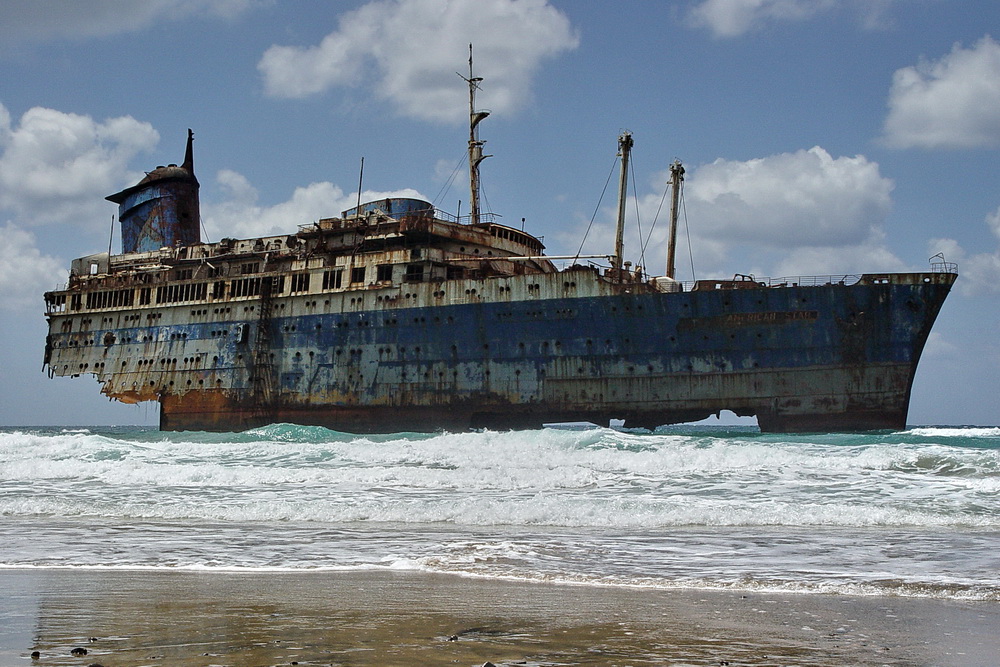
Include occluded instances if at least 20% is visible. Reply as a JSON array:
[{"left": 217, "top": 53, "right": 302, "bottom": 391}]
[{"left": 139, "top": 271, "right": 952, "bottom": 432}]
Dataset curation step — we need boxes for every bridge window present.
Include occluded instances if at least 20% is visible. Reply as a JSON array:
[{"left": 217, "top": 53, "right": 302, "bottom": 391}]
[
  {"left": 322, "top": 269, "right": 343, "bottom": 290},
  {"left": 404, "top": 264, "right": 424, "bottom": 283}
]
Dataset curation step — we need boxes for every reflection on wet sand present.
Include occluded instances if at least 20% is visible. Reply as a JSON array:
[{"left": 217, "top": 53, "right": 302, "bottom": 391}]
[{"left": 7, "top": 569, "right": 999, "bottom": 666}]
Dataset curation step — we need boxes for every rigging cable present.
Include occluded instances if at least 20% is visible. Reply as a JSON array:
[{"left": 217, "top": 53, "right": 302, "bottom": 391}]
[
  {"left": 640, "top": 173, "right": 670, "bottom": 261},
  {"left": 629, "top": 154, "right": 646, "bottom": 277},
  {"left": 681, "top": 184, "right": 696, "bottom": 280},
  {"left": 431, "top": 152, "right": 467, "bottom": 211},
  {"left": 574, "top": 155, "right": 620, "bottom": 263}
]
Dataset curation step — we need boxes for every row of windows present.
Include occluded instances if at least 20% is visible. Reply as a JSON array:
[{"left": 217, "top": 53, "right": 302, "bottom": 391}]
[
  {"left": 86, "top": 289, "right": 134, "bottom": 310},
  {"left": 157, "top": 282, "right": 208, "bottom": 304},
  {"left": 54, "top": 263, "right": 499, "bottom": 315}
]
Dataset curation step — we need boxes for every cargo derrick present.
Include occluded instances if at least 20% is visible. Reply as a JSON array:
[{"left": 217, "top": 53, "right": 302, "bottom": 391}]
[{"left": 43, "top": 59, "right": 957, "bottom": 433}]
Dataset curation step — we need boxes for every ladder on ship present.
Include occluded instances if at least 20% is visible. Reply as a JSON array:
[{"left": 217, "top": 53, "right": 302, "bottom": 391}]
[{"left": 247, "top": 276, "right": 278, "bottom": 426}]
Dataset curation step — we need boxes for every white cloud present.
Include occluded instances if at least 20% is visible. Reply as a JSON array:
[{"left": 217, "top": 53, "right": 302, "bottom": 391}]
[
  {"left": 686, "top": 0, "right": 910, "bottom": 38},
  {"left": 0, "top": 222, "right": 65, "bottom": 311},
  {"left": 258, "top": 0, "right": 579, "bottom": 122},
  {"left": 922, "top": 331, "right": 957, "bottom": 358},
  {"left": 0, "top": 104, "right": 159, "bottom": 227},
  {"left": 929, "top": 206, "right": 1000, "bottom": 296},
  {"left": 203, "top": 168, "right": 426, "bottom": 240},
  {"left": 883, "top": 36, "right": 1000, "bottom": 149},
  {"left": 684, "top": 146, "right": 892, "bottom": 247},
  {"left": 987, "top": 205, "right": 1000, "bottom": 240},
  {"left": 558, "top": 146, "right": 901, "bottom": 280},
  {"left": 686, "top": 0, "right": 836, "bottom": 37},
  {"left": 856, "top": 0, "right": 897, "bottom": 31},
  {"left": 767, "top": 235, "right": 906, "bottom": 277},
  {"left": 0, "top": 0, "right": 256, "bottom": 44}
]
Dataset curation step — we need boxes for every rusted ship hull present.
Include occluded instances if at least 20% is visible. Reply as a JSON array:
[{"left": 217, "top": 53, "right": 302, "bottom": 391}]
[
  {"left": 46, "top": 268, "right": 953, "bottom": 433},
  {"left": 155, "top": 363, "right": 921, "bottom": 434},
  {"left": 42, "top": 117, "right": 957, "bottom": 434}
]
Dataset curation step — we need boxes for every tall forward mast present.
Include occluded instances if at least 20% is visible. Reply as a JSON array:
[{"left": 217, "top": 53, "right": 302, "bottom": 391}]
[
  {"left": 612, "top": 131, "right": 633, "bottom": 278},
  {"left": 462, "top": 44, "right": 491, "bottom": 226},
  {"left": 666, "top": 160, "right": 685, "bottom": 279}
]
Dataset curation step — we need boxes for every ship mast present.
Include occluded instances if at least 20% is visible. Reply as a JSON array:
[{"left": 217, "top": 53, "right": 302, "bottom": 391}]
[
  {"left": 462, "top": 44, "right": 491, "bottom": 225},
  {"left": 665, "top": 160, "right": 685, "bottom": 279},
  {"left": 613, "top": 131, "right": 633, "bottom": 279}
]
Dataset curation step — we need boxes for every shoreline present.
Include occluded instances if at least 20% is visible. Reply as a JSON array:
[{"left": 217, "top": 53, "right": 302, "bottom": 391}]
[{"left": 3, "top": 569, "right": 999, "bottom": 666}]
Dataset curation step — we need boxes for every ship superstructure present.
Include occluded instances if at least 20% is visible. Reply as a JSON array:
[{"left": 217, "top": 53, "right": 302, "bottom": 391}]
[{"left": 43, "top": 61, "right": 957, "bottom": 433}]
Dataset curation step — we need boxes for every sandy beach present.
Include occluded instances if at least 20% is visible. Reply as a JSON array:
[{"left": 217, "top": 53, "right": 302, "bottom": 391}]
[{"left": 1, "top": 569, "right": 997, "bottom": 666}]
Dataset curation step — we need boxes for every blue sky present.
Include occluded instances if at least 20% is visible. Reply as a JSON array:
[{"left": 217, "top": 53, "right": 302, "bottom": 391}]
[{"left": 1, "top": 0, "right": 997, "bottom": 426}]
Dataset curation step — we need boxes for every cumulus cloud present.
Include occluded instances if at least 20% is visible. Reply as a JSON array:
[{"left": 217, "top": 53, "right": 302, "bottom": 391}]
[
  {"left": 0, "top": 0, "right": 256, "bottom": 44},
  {"left": 0, "top": 104, "right": 159, "bottom": 227},
  {"left": 883, "top": 36, "right": 1000, "bottom": 149},
  {"left": 987, "top": 204, "right": 1000, "bottom": 240},
  {"left": 686, "top": 0, "right": 836, "bottom": 37},
  {"left": 0, "top": 222, "right": 65, "bottom": 311},
  {"left": 203, "top": 168, "right": 426, "bottom": 240},
  {"left": 258, "top": 0, "right": 579, "bottom": 122},
  {"left": 686, "top": 0, "right": 907, "bottom": 37},
  {"left": 929, "top": 206, "right": 1000, "bottom": 295},
  {"left": 922, "top": 331, "right": 958, "bottom": 358},
  {"left": 560, "top": 146, "right": 901, "bottom": 280},
  {"left": 684, "top": 147, "right": 892, "bottom": 247}
]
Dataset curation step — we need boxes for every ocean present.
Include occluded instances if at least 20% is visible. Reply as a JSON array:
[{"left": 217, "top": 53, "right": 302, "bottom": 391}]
[{"left": 2, "top": 423, "right": 998, "bottom": 603}]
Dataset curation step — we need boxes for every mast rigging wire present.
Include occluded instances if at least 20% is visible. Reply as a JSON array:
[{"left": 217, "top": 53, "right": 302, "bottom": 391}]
[
  {"left": 640, "top": 175, "right": 670, "bottom": 261},
  {"left": 681, "top": 186, "right": 696, "bottom": 280},
  {"left": 432, "top": 152, "right": 467, "bottom": 211},
  {"left": 629, "top": 155, "right": 646, "bottom": 276},
  {"left": 574, "top": 155, "right": 620, "bottom": 263}
]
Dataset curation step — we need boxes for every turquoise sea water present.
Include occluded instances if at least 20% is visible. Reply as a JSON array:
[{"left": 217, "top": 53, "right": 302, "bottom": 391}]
[{"left": 1, "top": 424, "right": 998, "bottom": 600}]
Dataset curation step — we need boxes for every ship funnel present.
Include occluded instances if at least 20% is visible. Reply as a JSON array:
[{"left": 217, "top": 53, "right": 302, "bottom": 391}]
[{"left": 107, "top": 129, "right": 201, "bottom": 254}]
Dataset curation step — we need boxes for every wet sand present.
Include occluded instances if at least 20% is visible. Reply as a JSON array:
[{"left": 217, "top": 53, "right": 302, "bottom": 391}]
[{"left": 2, "top": 569, "right": 998, "bottom": 666}]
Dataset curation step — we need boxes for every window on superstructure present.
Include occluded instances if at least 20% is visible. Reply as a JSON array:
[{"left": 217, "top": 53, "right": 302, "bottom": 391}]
[
  {"left": 174, "top": 269, "right": 194, "bottom": 281},
  {"left": 208, "top": 266, "right": 224, "bottom": 278},
  {"left": 70, "top": 294, "right": 82, "bottom": 311},
  {"left": 241, "top": 262, "right": 259, "bottom": 275},
  {"left": 85, "top": 288, "right": 135, "bottom": 309},
  {"left": 376, "top": 264, "right": 393, "bottom": 283},
  {"left": 156, "top": 282, "right": 207, "bottom": 304},
  {"left": 231, "top": 277, "right": 262, "bottom": 298},
  {"left": 212, "top": 281, "right": 226, "bottom": 299},
  {"left": 447, "top": 266, "right": 465, "bottom": 281},
  {"left": 139, "top": 287, "right": 151, "bottom": 305},
  {"left": 404, "top": 264, "right": 425, "bottom": 283},
  {"left": 290, "top": 273, "right": 311, "bottom": 293},
  {"left": 350, "top": 266, "right": 366, "bottom": 284},
  {"left": 45, "top": 294, "right": 67, "bottom": 313},
  {"left": 322, "top": 269, "right": 343, "bottom": 290}
]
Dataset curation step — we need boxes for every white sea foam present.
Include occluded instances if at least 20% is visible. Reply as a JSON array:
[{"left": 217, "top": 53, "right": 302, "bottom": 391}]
[
  {"left": 906, "top": 426, "right": 1000, "bottom": 438},
  {"left": 2, "top": 427, "right": 998, "bottom": 527},
  {"left": 3, "top": 425, "right": 1000, "bottom": 601}
]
